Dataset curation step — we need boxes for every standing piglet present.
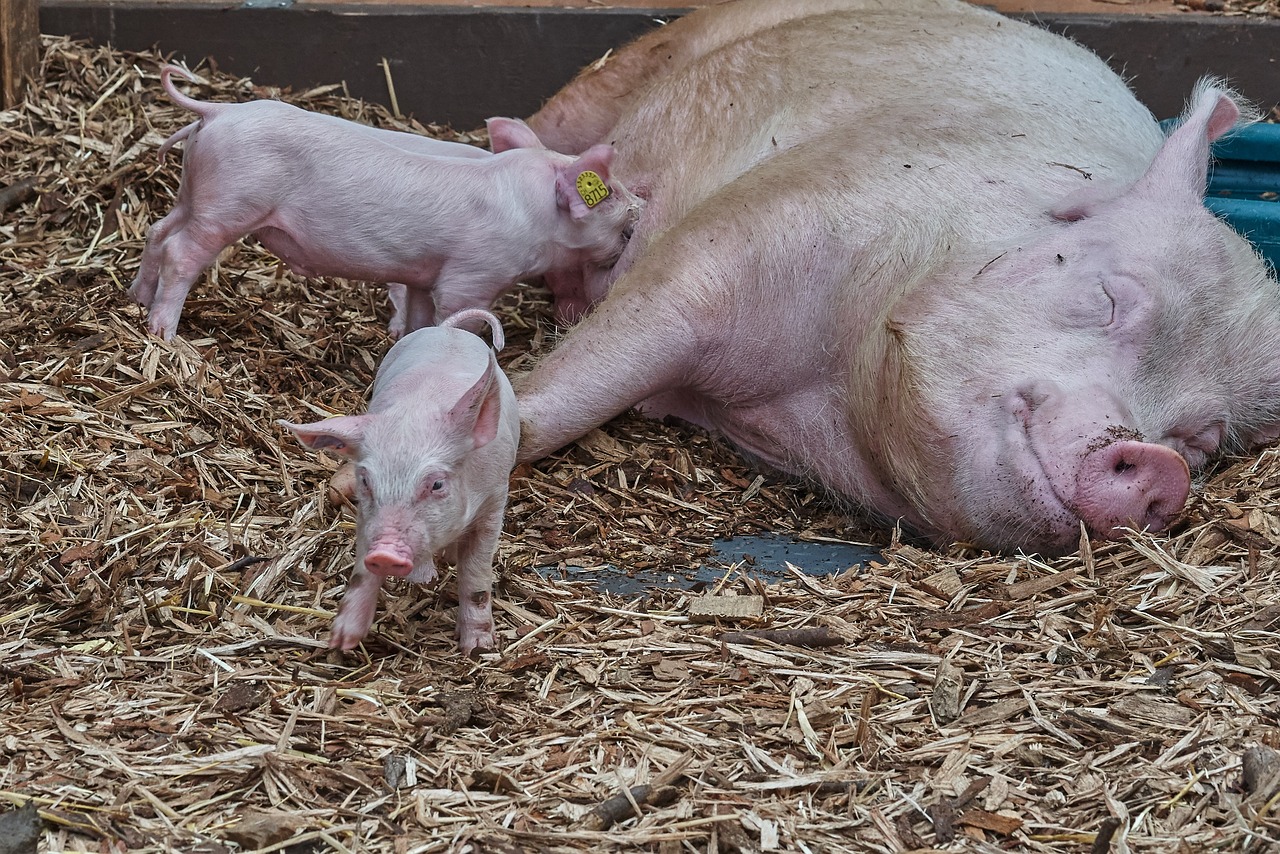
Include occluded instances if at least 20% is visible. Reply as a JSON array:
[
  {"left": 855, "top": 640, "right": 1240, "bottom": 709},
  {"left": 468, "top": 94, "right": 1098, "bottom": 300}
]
[
  {"left": 131, "top": 65, "right": 640, "bottom": 340},
  {"left": 280, "top": 308, "right": 518, "bottom": 655}
]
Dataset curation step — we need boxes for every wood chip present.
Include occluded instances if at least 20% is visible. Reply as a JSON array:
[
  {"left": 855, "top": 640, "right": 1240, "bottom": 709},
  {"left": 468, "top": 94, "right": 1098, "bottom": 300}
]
[
  {"left": 689, "top": 594, "right": 765, "bottom": 622},
  {"left": 222, "top": 811, "right": 305, "bottom": 849},
  {"left": 720, "top": 626, "right": 843, "bottom": 647},
  {"left": 930, "top": 659, "right": 965, "bottom": 723}
]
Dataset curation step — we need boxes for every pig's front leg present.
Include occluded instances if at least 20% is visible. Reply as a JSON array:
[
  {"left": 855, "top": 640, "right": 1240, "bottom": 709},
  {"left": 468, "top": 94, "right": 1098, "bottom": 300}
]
[
  {"left": 515, "top": 282, "right": 698, "bottom": 462},
  {"left": 330, "top": 565, "right": 384, "bottom": 650},
  {"left": 386, "top": 283, "right": 409, "bottom": 338},
  {"left": 451, "top": 506, "right": 505, "bottom": 656},
  {"left": 432, "top": 273, "right": 510, "bottom": 331}
]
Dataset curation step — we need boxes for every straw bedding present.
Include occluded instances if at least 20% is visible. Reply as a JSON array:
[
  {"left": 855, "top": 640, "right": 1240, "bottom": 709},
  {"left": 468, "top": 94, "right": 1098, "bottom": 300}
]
[{"left": 3, "top": 35, "right": 1280, "bottom": 854}]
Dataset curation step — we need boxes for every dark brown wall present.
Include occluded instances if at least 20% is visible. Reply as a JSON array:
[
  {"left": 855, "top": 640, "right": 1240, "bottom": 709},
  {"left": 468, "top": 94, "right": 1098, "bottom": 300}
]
[{"left": 39, "top": 3, "right": 1280, "bottom": 129}]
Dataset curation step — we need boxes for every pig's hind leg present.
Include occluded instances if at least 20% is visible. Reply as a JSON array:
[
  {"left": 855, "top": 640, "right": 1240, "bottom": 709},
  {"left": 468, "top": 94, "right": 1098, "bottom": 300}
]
[
  {"left": 399, "top": 285, "right": 436, "bottom": 334},
  {"left": 143, "top": 221, "right": 237, "bottom": 340},
  {"left": 129, "top": 211, "right": 183, "bottom": 307}
]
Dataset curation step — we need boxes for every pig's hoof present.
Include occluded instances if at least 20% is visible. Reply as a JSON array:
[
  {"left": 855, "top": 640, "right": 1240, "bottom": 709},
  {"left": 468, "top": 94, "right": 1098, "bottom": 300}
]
[
  {"left": 459, "top": 629, "right": 497, "bottom": 659},
  {"left": 328, "top": 463, "right": 357, "bottom": 505},
  {"left": 327, "top": 630, "right": 366, "bottom": 651},
  {"left": 328, "top": 617, "right": 372, "bottom": 651},
  {"left": 145, "top": 317, "right": 178, "bottom": 341},
  {"left": 405, "top": 565, "right": 439, "bottom": 586}
]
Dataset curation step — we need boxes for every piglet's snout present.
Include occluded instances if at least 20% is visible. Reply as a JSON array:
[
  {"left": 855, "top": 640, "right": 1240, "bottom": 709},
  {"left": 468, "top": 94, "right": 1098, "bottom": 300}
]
[
  {"left": 364, "top": 544, "right": 414, "bottom": 578},
  {"left": 1073, "top": 440, "right": 1191, "bottom": 537}
]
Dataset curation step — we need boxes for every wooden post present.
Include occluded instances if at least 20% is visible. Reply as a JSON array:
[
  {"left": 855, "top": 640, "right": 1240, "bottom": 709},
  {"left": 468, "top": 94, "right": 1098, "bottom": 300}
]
[{"left": 0, "top": 0, "right": 38, "bottom": 108}]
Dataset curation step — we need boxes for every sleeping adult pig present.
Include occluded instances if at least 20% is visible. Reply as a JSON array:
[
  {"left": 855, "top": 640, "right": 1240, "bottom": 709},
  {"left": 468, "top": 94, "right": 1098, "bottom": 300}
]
[
  {"left": 130, "top": 65, "right": 640, "bottom": 340},
  {"left": 281, "top": 309, "right": 518, "bottom": 655},
  {"left": 511, "top": 0, "right": 1280, "bottom": 555}
]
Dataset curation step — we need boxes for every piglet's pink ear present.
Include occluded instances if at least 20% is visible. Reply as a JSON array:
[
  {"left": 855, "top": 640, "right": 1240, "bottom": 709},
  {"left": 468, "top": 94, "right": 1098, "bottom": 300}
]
[
  {"left": 447, "top": 353, "right": 503, "bottom": 450},
  {"left": 487, "top": 117, "right": 546, "bottom": 153},
  {"left": 279, "top": 416, "right": 368, "bottom": 458},
  {"left": 555, "top": 144, "right": 616, "bottom": 220}
]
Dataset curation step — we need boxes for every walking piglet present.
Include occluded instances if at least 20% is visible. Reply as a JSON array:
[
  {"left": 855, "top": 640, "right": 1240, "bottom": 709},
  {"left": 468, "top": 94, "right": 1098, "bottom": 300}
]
[
  {"left": 131, "top": 65, "right": 640, "bottom": 340},
  {"left": 280, "top": 308, "right": 518, "bottom": 655}
]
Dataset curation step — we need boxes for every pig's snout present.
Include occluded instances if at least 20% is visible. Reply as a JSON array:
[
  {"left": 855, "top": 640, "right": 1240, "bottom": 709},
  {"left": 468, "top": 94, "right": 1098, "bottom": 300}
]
[
  {"left": 364, "top": 545, "right": 414, "bottom": 578},
  {"left": 1073, "top": 440, "right": 1191, "bottom": 538}
]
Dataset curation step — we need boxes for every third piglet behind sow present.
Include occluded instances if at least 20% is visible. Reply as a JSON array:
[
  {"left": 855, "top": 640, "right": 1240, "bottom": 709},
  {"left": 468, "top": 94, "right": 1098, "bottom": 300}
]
[
  {"left": 131, "top": 65, "right": 640, "bottom": 340},
  {"left": 280, "top": 309, "right": 518, "bottom": 656}
]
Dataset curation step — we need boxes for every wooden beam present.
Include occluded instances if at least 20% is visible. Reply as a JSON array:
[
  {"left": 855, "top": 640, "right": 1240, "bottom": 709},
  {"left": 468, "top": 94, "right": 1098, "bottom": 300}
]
[{"left": 0, "top": 0, "right": 38, "bottom": 108}]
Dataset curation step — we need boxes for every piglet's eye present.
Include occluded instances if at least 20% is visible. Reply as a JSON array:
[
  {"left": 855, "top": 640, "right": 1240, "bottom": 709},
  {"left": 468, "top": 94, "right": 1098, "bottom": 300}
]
[{"left": 419, "top": 473, "right": 449, "bottom": 500}]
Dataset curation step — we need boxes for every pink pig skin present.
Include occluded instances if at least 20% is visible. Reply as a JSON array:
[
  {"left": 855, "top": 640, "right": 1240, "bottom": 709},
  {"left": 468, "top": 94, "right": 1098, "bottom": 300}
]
[
  {"left": 130, "top": 65, "right": 641, "bottom": 341},
  {"left": 509, "top": 0, "right": 1280, "bottom": 555},
  {"left": 281, "top": 308, "right": 519, "bottom": 655}
]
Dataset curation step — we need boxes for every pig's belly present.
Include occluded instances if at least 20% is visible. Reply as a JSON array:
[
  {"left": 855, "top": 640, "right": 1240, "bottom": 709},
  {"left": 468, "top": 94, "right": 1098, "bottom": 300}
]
[
  {"left": 253, "top": 226, "right": 446, "bottom": 286},
  {"left": 638, "top": 386, "right": 841, "bottom": 476},
  {"left": 638, "top": 386, "right": 916, "bottom": 523}
]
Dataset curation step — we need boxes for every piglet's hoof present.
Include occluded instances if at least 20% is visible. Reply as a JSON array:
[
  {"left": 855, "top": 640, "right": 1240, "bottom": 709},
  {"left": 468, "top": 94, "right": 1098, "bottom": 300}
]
[{"left": 328, "top": 462, "right": 357, "bottom": 505}]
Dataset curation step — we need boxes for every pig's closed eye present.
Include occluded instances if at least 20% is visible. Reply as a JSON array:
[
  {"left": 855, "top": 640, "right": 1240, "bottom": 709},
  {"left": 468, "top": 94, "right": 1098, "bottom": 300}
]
[
  {"left": 1063, "top": 277, "right": 1119, "bottom": 329},
  {"left": 357, "top": 468, "right": 373, "bottom": 498},
  {"left": 1098, "top": 275, "right": 1147, "bottom": 330},
  {"left": 1098, "top": 281, "right": 1118, "bottom": 326}
]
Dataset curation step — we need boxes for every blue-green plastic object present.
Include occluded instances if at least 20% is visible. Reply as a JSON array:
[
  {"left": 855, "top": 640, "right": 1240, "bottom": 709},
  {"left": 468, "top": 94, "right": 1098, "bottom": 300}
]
[{"left": 1160, "top": 118, "right": 1280, "bottom": 270}]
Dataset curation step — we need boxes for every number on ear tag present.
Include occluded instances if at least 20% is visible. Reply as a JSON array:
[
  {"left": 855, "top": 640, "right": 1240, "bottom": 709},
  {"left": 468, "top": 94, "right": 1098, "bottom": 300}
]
[{"left": 576, "top": 171, "right": 611, "bottom": 208}]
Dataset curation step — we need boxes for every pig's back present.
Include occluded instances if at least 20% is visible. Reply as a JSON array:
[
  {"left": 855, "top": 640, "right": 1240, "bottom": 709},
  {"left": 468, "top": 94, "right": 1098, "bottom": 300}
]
[
  {"left": 615, "top": 1, "right": 1163, "bottom": 250},
  {"left": 371, "top": 328, "right": 497, "bottom": 406}
]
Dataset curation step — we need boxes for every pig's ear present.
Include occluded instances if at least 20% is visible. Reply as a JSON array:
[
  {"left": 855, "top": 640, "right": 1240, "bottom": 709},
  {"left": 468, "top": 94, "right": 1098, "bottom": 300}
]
[
  {"left": 1139, "top": 79, "right": 1249, "bottom": 199},
  {"left": 278, "top": 416, "right": 367, "bottom": 457},
  {"left": 487, "top": 117, "right": 545, "bottom": 153},
  {"left": 556, "top": 144, "right": 616, "bottom": 220},
  {"left": 447, "top": 353, "right": 503, "bottom": 450}
]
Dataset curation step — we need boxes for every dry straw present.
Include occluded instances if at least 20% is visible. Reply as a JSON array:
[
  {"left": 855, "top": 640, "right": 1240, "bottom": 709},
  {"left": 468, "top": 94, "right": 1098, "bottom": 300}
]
[{"left": 2, "top": 35, "right": 1280, "bottom": 854}]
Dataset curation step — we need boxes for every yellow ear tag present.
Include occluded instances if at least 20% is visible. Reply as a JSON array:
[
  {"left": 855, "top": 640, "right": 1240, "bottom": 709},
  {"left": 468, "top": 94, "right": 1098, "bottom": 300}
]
[{"left": 575, "top": 170, "right": 611, "bottom": 208}]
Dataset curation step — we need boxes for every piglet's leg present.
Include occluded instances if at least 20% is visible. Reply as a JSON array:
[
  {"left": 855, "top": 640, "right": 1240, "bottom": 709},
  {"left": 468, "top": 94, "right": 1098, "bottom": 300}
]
[
  {"left": 144, "top": 225, "right": 231, "bottom": 340},
  {"left": 129, "top": 211, "right": 183, "bottom": 307},
  {"left": 330, "top": 565, "right": 384, "bottom": 650},
  {"left": 399, "top": 285, "right": 437, "bottom": 334},
  {"left": 386, "top": 283, "right": 409, "bottom": 338},
  {"left": 432, "top": 275, "right": 505, "bottom": 328},
  {"left": 452, "top": 508, "right": 504, "bottom": 657}
]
